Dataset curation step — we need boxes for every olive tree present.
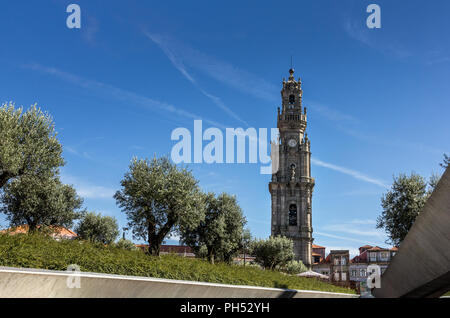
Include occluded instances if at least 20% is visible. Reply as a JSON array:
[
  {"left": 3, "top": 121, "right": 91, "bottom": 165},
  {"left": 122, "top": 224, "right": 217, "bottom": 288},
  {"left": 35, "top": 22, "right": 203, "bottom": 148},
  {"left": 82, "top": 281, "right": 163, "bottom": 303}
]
[
  {"left": 181, "top": 192, "right": 246, "bottom": 264},
  {"left": 114, "top": 157, "right": 204, "bottom": 256},
  {"left": 377, "top": 173, "right": 435, "bottom": 246},
  {"left": 0, "top": 102, "right": 64, "bottom": 189},
  {"left": 0, "top": 175, "right": 84, "bottom": 232},
  {"left": 75, "top": 212, "right": 119, "bottom": 244},
  {"left": 250, "top": 236, "right": 295, "bottom": 270}
]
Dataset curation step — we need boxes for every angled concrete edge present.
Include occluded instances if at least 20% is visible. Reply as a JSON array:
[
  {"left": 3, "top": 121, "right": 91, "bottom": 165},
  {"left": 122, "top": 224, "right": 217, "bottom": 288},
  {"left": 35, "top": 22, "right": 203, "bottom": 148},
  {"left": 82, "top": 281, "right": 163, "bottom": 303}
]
[
  {"left": 0, "top": 266, "right": 358, "bottom": 298},
  {"left": 373, "top": 167, "right": 450, "bottom": 298}
]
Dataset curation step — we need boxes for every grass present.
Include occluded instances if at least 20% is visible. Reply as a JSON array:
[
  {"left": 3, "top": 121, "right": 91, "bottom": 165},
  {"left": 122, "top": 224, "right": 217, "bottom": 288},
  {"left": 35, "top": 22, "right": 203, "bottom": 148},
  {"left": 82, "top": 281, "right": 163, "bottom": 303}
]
[{"left": 0, "top": 233, "right": 355, "bottom": 294}]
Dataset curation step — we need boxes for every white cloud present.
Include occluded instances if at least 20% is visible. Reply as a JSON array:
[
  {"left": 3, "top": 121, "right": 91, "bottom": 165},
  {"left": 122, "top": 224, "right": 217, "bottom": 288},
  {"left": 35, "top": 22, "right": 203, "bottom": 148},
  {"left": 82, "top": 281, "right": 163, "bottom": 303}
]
[
  {"left": 311, "top": 157, "right": 389, "bottom": 188},
  {"left": 23, "top": 63, "right": 226, "bottom": 129},
  {"left": 61, "top": 174, "right": 115, "bottom": 200},
  {"left": 308, "top": 101, "right": 359, "bottom": 123},
  {"left": 144, "top": 32, "right": 249, "bottom": 126},
  {"left": 344, "top": 20, "right": 411, "bottom": 59},
  {"left": 322, "top": 223, "right": 385, "bottom": 240},
  {"left": 143, "top": 32, "right": 278, "bottom": 102},
  {"left": 315, "top": 231, "right": 382, "bottom": 247}
]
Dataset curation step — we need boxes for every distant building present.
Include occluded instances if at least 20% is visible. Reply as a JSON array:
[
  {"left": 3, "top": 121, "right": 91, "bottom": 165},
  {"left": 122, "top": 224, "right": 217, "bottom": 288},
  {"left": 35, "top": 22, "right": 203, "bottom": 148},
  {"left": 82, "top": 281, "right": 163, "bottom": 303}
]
[
  {"left": 312, "top": 244, "right": 326, "bottom": 264},
  {"left": 312, "top": 250, "right": 350, "bottom": 287},
  {"left": 0, "top": 225, "right": 77, "bottom": 240},
  {"left": 349, "top": 245, "right": 398, "bottom": 285},
  {"left": 312, "top": 244, "right": 398, "bottom": 289}
]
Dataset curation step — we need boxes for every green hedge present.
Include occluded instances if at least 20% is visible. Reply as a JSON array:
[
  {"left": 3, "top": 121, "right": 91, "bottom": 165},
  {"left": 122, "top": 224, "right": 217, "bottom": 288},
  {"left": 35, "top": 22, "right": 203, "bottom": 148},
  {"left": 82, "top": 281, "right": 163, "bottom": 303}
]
[{"left": 0, "top": 233, "right": 355, "bottom": 294}]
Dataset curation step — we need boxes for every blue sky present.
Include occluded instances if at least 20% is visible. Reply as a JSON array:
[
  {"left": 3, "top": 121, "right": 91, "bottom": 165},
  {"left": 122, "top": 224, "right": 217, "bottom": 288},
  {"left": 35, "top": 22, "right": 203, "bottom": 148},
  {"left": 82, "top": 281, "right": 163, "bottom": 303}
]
[{"left": 1, "top": 0, "right": 449, "bottom": 256}]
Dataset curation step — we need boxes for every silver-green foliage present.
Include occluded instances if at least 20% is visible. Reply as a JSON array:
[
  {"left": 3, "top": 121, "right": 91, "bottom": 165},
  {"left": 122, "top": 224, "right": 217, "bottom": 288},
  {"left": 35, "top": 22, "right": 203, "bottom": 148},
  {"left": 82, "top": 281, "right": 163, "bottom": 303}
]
[
  {"left": 377, "top": 173, "right": 436, "bottom": 246},
  {"left": 75, "top": 212, "right": 119, "bottom": 245},
  {"left": 250, "top": 236, "right": 295, "bottom": 270},
  {"left": 114, "top": 157, "right": 204, "bottom": 255},
  {"left": 114, "top": 238, "right": 137, "bottom": 250},
  {"left": 279, "top": 260, "right": 308, "bottom": 275},
  {"left": 0, "top": 102, "right": 64, "bottom": 188},
  {"left": 0, "top": 175, "right": 84, "bottom": 231},
  {"left": 181, "top": 192, "right": 247, "bottom": 264}
]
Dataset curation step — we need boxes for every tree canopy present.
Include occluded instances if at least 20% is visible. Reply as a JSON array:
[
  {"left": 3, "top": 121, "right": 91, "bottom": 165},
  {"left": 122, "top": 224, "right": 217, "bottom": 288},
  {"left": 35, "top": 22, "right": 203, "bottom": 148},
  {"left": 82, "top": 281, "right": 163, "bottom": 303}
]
[
  {"left": 250, "top": 236, "right": 295, "bottom": 270},
  {"left": 376, "top": 173, "right": 435, "bottom": 246},
  {"left": 441, "top": 153, "right": 449, "bottom": 169},
  {"left": 181, "top": 192, "right": 247, "bottom": 264},
  {"left": 114, "top": 156, "right": 204, "bottom": 255},
  {"left": 0, "top": 102, "right": 64, "bottom": 189},
  {"left": 0, "top": 175, "right": 84, "bottom": 231},
  {"left": 75, "top": 212, "right": 119, "bottom": 244}
]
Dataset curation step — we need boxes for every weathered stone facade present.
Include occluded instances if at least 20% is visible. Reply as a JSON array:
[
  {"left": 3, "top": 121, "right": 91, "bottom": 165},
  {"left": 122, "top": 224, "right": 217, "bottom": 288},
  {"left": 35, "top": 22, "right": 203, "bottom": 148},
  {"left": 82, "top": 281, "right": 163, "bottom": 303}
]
[{"left": 269, "top": 68, "right": 315, "bottom": 268}]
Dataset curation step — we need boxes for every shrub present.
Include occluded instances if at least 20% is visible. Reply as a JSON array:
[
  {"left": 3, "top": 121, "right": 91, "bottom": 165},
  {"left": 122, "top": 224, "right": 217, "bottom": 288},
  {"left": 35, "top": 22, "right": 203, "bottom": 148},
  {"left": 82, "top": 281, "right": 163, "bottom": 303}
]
[
  {"left": 251, "top": 236, "right": 295, "bottom": 270},
  {"left": 114, "top": 238, "right": 137, "bottom": 250},
  {"left": 279, "top": 260, "right": 308, "bottom": 275}
]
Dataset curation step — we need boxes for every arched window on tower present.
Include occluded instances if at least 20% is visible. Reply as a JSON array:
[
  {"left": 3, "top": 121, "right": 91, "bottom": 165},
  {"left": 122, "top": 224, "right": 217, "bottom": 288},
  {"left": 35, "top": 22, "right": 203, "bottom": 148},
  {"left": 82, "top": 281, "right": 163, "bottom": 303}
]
[
  {"left": 289, "top": 204, "right": 297, "bottom": 226},
  {"left": 289, "top": 94, "right": 295, "bottom": 104}
]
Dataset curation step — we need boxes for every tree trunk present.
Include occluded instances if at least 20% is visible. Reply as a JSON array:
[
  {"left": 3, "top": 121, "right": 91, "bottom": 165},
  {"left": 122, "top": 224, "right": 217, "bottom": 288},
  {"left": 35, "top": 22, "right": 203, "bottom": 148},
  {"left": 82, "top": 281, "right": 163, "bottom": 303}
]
[
  {"left": 0, "top": 172, "right": 12, "bottom": 189},
  {"left": 147, "top": 219, "right": 176, "bottom": 256},
  {"left": 208, "top": 247, "right": 215, "bottom": 264}
]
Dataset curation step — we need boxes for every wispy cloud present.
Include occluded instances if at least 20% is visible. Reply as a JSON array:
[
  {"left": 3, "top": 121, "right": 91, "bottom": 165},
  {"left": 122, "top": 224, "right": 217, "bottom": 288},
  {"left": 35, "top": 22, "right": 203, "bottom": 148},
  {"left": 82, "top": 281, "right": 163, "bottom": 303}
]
[
  {"left": 61, "top": 174, "right": 115, "bottom": 200},
  {"left": 144, "top": 32, "right": 249, "bottom": 126},
  {"left": 323, "top": 222, "right": 385, "bottom": 240},
  {"left": 23, "top": 63, "right": 226, "bottom": 128},
  {"left": 315, "top": 231, "right": 382, "bottom": 247},
  {"left": 311, "top": 157, "right": 389, "bottom": 188},
  {"left": 143, "top": 32, "right": 278, "bottom": 102},
  {"left": 82, "top": 15, "right": 99, "bottom": 45},
  {"left": 344, "top": 20, "right": 411, "bottom": 59},
  {"left": 308, "top": 101, "right": 359, "bottom": 123},
  {"left": 64, "top": 146, "right": 92, "bottom": 160}
]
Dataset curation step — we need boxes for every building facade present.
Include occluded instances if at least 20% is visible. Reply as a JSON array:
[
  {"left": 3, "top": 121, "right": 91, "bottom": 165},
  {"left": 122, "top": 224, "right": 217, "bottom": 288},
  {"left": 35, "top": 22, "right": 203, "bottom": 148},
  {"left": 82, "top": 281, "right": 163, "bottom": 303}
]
[
  {"left": 312, "top": 244, "right": 398, "bottom": 290},
  {"left": 349, "top": 245, "right": 398, "bottom": 285},
  {"left": 269, "top": 68, "right": 315, "bottom": 268}
]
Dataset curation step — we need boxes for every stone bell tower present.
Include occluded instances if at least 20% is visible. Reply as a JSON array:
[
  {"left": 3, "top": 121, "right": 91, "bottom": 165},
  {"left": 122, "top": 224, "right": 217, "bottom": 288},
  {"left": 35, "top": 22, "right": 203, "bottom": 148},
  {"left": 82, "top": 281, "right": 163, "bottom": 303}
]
[{"left": 269, "top": 68, "right": 315, "bottom": 268}]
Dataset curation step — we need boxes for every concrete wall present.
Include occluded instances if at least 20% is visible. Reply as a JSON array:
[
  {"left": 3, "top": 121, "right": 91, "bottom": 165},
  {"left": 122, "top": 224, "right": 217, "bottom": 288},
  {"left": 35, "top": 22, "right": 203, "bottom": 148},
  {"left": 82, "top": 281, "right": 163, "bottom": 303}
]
[
  {"left": 373, "top": 167, "right": 450, "bottom": 298},
  {"left": 0, "top": 267, "right": 358, "bottom": 298}
]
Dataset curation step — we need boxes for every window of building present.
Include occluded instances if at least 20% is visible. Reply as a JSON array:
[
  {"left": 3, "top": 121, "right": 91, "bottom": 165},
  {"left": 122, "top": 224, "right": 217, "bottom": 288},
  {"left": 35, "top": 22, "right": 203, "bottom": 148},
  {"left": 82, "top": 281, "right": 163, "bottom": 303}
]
[
  {"left": 334, "top": 258, "right": 340, "bottom": 265},
  {"left": 334, "top": 272, "right": 339, "bottom": 281},
  {"left": 360, "top": 269, "right": 366, "bottom": 277},
  {"left": 289, "top": 94, "right": 295, "bottom": 104},
  {"left": 351, "top": 270, "right": 357, "bottom": 277},
  {"left": 369, "top": 252, "right": 377, "bottom": 261},
  {"left": 380, "top": 252, "right": 389, "bottom": 260},
  {"left": 341, "top": 272, "right": 347, "bottom": 281},
  {"left": 288, "top": 204, "right": 297, "bottom": 226},
  {"left": 341, "top": 257, "right": 346, "bottom": 265}
]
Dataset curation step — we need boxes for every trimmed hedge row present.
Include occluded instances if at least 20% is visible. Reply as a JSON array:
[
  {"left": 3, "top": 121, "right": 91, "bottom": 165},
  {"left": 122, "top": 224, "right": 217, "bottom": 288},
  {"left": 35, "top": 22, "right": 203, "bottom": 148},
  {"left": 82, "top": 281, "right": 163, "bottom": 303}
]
[{"left": 0, "top": 233, "right": 355, "bottom": 294}]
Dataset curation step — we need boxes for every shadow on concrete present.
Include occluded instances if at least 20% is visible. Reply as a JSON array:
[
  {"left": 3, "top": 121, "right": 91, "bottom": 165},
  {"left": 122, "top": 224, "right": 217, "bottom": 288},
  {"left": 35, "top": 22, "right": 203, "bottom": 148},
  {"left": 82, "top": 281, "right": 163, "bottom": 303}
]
[{"left": 274, "top": 282, "right": 297, "bottom": 298}]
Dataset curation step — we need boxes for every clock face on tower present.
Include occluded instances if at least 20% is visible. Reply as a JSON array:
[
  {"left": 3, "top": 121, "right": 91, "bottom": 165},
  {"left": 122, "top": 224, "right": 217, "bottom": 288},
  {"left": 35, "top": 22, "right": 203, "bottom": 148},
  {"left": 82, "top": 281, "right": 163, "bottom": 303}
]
[{"left": 288, "top": 138, "right": 297, "bottom": 147}]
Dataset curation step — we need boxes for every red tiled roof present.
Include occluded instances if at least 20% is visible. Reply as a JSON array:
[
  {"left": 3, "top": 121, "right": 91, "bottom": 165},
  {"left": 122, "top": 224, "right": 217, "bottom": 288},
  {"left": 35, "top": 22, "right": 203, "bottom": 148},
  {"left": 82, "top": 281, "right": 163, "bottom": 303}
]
[
  {"left": 312, "top": 244, "right": 325, "bottom": 249},
  {"left": 319, "top": 254, "right": 331, "bottom": 264},
  {"left": 0, "top": 225, "right": 77, "bottom": 238}
]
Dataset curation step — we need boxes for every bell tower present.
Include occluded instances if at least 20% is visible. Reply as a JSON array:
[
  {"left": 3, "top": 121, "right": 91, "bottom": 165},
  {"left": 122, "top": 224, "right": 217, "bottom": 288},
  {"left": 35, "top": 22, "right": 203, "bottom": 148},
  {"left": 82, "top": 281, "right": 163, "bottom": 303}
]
[{"left": 269, "top": 68, "right": 315, "bottom": 268}]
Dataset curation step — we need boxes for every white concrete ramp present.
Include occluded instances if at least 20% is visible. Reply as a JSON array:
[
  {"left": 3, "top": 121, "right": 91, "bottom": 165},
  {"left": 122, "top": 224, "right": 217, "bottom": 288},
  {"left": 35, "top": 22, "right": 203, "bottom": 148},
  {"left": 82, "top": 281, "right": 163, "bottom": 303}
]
[{"left": 0, "top": 267, "right": 357, "bottom": 298}]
